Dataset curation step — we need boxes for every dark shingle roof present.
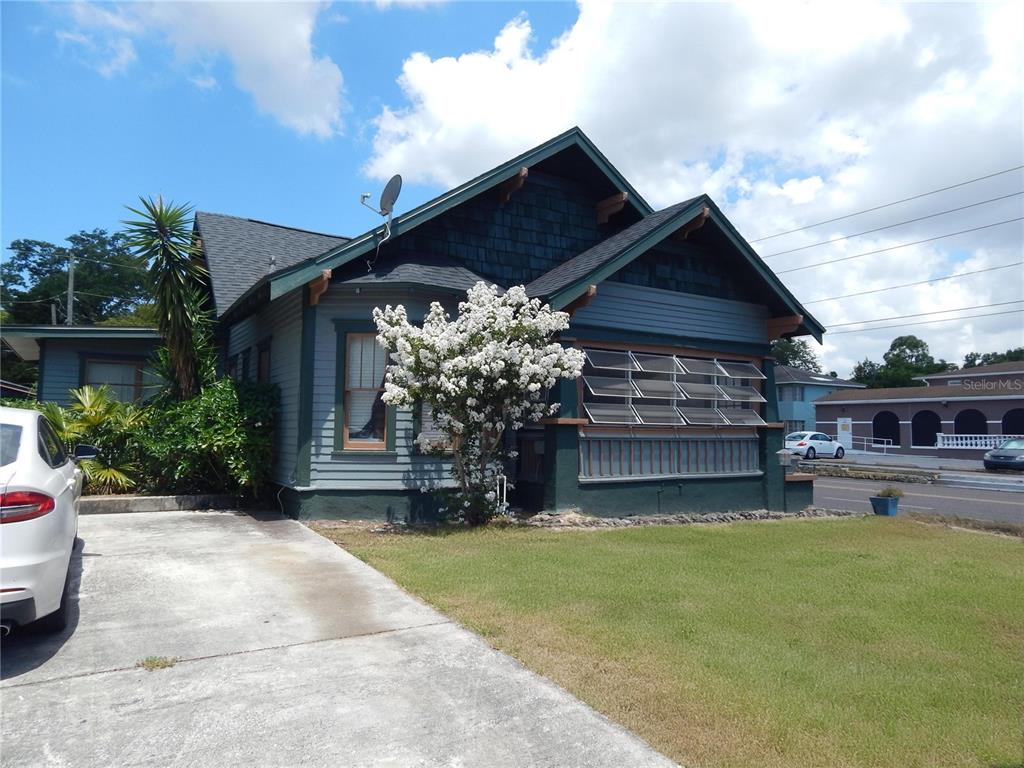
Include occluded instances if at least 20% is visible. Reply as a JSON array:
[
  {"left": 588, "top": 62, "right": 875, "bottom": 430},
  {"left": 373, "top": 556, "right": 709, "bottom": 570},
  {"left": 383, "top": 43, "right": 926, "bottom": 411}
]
[
  {"left": 334, "top": 253, "right": 493, "bottom": 293},
  {"left": 524, "top": 197, "right": 702, "bottom": 299},
  {"left": 775, "top": 365, "right": 864, "bottom": 388},
  {"left": 195, "top": 212, "right": 349, "bottom": 316}
]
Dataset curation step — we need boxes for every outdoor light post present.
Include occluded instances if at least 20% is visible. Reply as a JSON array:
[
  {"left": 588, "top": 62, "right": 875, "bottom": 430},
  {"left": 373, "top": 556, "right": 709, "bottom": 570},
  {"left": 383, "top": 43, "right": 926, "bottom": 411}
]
[{"left": 776, "top": 447, "right": 798, "bottom": 478}]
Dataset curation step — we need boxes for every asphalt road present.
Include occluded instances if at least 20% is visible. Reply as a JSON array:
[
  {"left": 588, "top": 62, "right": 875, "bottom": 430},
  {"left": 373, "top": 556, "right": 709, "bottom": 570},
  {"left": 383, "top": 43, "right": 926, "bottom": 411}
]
[{"left": 814, "top": 476, "right": 1024, "bottom": 526}]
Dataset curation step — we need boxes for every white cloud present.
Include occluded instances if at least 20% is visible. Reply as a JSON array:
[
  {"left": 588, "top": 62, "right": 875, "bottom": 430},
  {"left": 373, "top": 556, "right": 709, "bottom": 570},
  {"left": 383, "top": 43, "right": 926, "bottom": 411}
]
[
  {"left": 189, "top": 74, "right": 218, "bottom": 91},
  {"left": 366, "top": 0, "right": 1024, "bottom": 374},
  {"left": 60, "top": 1, "right": 344, "bottom": 137}
]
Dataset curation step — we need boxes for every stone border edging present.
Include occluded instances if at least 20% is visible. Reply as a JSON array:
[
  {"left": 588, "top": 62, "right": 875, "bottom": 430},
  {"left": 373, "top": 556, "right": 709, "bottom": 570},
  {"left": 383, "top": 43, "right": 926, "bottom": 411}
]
[
  {"left": 79, "top": 494, "right": 239, "bottom": 514},
  {"left": 523, "top": 507, "right": 865, "bottom": 529}
]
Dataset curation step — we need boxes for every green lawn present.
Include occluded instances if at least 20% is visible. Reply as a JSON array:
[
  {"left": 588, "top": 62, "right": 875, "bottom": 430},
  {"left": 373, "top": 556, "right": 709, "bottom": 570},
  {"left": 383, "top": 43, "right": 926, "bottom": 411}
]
[{"left": 313, "top": 517, "right": 1024, "bottom": 768}]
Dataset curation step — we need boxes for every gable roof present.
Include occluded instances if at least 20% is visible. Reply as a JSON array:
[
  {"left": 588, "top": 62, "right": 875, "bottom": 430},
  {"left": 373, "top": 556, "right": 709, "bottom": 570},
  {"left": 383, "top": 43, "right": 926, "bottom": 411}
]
[
  {"left": 524, "top": 195, "right": 825, "bottom": 341},
  {"left": 195, "top": 212, "right": 349, "bottom": 317},
  {"left": 774, "top": 365, "right": 864, "bottom": 388},
  {"left": 262, "top": 127, "right": 653, "bottom": 305}
]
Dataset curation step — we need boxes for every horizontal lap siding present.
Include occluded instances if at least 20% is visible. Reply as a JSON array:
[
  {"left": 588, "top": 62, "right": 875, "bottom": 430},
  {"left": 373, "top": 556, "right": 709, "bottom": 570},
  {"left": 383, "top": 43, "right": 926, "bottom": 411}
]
[
  {"left": 310, "top": 289, "right": 453, "bottom": 490},
  {"left": 579, "top": 436, "right": 760, "bottom": 479},
  {"left": 570, "top": 281, "right": 769, "bottom": 344},
  {"left": 39, "top": 339, "right": 159, "bottom": 405},
  {"left": 226, "top": 290, "right": 302, "bottom": 486}
]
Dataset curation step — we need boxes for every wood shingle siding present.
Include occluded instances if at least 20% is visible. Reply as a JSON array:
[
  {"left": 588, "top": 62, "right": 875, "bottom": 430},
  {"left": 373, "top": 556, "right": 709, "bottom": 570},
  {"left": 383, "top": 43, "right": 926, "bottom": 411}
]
[{"left": 571, "top": 282, "right": 769, "bottom": 344}]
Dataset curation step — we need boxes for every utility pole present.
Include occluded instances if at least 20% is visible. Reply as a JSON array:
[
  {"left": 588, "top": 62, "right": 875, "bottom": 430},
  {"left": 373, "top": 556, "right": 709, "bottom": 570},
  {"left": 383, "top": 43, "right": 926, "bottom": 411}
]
[
  {"left": 65, "top": 252, "right": 75, "bottom": 326},
  {"left": 50, "top": 303, "right": 57, "bottom": 325}
]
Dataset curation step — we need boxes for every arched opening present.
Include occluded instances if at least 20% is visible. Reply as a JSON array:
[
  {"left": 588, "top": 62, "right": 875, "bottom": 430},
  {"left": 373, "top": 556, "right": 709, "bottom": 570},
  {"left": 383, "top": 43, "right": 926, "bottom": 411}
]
[
  {"left": 872, "top": 410, "right": 900, "bottom": 447},
  {"left": 911, "top": 410, "right": 941, "bottom": 447},
  {"left": 954, "top": 409, "right": 987, "bottom": 435},
  {"left": 1002, "top": 408, "right": 1024, "bottom": 435}
]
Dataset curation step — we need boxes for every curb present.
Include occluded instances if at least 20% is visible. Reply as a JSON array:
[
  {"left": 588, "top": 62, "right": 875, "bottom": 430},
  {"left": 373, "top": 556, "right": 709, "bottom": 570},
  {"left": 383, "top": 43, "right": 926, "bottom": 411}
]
[{"left": 79, "top": 494, "right": 239, "bottom": 514}]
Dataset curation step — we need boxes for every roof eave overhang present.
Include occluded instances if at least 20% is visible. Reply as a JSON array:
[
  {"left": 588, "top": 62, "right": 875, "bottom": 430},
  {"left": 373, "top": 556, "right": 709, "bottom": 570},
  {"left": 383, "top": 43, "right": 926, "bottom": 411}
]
[{"left": 263, "top": 128, "right": 653, "bottom": 307}]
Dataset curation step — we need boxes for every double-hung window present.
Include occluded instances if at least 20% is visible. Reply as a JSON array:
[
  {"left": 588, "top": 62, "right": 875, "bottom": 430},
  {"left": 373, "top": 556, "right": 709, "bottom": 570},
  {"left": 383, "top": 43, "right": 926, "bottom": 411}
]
[{"left": 343, "top": 333, "right": 388, "bottom": 450}]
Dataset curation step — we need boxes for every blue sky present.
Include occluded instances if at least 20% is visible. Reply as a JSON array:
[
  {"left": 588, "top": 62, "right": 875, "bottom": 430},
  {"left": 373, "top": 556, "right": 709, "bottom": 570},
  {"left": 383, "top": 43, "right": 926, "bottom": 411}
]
[
  {"left": 2, "top": 2, "right": 577, "bottom": 246},
  {"left": 2, "top": 1, "right": 1021, "bottom": 373}
]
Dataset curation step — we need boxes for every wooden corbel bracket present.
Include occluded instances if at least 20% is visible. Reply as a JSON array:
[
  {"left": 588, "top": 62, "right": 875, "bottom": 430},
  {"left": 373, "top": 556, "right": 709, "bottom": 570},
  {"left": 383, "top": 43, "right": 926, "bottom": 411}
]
[
  {"left": 563, "top": 284, "right": 598, "bottom": 316},
  {"left": 596, "top": 192, "right": 628, "bottom": 224},
  {"left": 308, "top": 269, "right": 332, "bottom": 306},
  {"left": 677, "top": 206, "right": 710, "bottom": 240},
  {"left": 767, "top": 314, "right": 804, "bottom": 340},
  {"left": 499, "top": 167, "right": 529, "bottom": 205}
]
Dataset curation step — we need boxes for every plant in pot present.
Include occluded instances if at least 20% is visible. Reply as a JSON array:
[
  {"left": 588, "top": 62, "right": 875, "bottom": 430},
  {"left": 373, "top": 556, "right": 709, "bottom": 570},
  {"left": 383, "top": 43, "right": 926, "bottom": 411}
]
[{"left": 869, "top": 485, "right": 903, "bottom": 516}]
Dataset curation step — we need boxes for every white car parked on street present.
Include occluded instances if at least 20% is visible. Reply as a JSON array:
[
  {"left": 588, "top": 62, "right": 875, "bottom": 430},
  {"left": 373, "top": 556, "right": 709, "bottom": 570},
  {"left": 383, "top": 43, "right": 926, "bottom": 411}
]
[
  {"left": 784, "top": 431, "right": 845, "bottom": 460},
  {"left": 1, "top": 406, "right": 95, "bottom": 636}
]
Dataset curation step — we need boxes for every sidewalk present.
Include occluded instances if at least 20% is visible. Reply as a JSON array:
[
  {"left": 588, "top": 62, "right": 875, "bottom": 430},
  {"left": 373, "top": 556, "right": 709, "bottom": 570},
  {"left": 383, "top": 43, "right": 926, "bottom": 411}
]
[{"left": 839, "top": 450, "right": 983, "bottom": 472}]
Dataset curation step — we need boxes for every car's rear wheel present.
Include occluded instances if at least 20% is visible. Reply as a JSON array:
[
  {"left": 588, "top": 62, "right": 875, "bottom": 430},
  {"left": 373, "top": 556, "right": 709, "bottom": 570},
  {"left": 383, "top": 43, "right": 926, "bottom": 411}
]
[
  {"left": 805, "top": 447, "right": 816, "bottom": 460},
  {"left": 35, "top": 567, "right": 71, "bottom": 634},
  {"left": 834, "top": 447, "right": 845, "bottom": 459}
]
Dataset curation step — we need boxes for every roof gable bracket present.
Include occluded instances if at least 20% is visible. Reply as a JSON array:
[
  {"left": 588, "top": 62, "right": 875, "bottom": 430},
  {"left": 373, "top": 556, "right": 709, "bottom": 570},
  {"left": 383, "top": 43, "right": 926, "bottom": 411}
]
[
  {"left": 499, "top": 167, "right": 529, "bottom": 205},
  {"left": 767, "top": 314, "right": 804, "bottom": 340},
  {"left": 596, "top": 192, "right": 628, "bottom": 224},
  {"left": 308, "top": 269, "right": 332, "bottom": 306},
  {"left": 675, "top": 206, "right": 710, "bottom": 239},
  {"left": 562, "top": 284, "right": 598, "bottom": 316}
]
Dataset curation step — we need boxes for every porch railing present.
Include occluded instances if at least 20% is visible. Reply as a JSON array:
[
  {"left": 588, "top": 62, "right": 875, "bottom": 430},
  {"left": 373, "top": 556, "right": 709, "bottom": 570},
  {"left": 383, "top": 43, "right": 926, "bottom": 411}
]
[
  {"left": 827, "top": 435, "right": 894, "bottom": 453},
  {"left": 936, "top": 433, "right": 1024, "bottom": 450}
]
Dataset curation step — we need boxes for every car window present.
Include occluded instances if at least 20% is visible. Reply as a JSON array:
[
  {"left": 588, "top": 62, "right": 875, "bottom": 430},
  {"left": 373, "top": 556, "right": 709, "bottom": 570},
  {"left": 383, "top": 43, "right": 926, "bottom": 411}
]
[
  {"left": 998, "top": 439, "right": 1024, "bottom": 450},
  {"left": 1, "top": 424, "right": 22, "bottom": 467},
  {"left": 786, "top": 433, "right": 809, "bottom": 441},
  {"left": 37, "top": 416, "right": 68, "bottom": 468},
  {"left": 814, "top": 434, "right": 829, "bottom": 441}
]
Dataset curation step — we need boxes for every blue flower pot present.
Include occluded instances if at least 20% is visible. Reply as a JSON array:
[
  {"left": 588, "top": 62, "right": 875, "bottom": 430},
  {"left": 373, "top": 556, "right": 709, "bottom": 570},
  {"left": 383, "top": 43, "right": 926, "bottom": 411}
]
[{"left": 869, "top": 496, "right": 899, "bottom": 516}]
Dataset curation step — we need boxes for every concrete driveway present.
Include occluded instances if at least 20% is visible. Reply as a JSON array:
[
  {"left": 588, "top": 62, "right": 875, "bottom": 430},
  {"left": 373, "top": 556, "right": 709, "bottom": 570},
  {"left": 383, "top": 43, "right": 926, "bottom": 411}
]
[{"left": 1, "top": 511, "right": 675, "bottom": 767}]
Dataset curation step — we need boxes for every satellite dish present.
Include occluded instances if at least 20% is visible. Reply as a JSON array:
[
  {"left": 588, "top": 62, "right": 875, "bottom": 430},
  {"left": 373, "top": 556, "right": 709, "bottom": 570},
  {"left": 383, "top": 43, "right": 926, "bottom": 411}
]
[{"left": 379, "top": 174, "right": 402, "bottom": 216}]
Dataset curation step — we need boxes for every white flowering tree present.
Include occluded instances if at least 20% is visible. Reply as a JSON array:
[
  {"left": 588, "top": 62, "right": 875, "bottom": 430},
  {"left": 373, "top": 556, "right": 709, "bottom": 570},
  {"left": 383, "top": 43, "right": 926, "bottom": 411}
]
[{"left": 373, "top": 283, "right": 585, "bottom": 525}]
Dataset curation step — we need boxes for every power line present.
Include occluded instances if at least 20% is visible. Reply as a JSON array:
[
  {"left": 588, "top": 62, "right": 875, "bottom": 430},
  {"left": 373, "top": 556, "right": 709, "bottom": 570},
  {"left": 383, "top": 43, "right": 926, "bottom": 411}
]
[
  {"left": 828, "top": 308, "right": 1024, "bottom": 335},
  {"left": 0, "top": 294, "right": 62, "bottom": 304},
  {"left": 776, "top": 217, "right": 1024, "bottom": 274},
  {"left": 750, "top": 164, "right": 1024, "bottom": 242},
  {"left": 72, "top": 254, "right": 148, "bottom": 271},
  {"left": 802, "top": 261, "right": 1023, "bottom": 304},
  {"left": 829, "top": 300, "right": 1023, "bottom": 328},
  {"left": 762, "top": 191, "right": 1024, "bottom": 258}
]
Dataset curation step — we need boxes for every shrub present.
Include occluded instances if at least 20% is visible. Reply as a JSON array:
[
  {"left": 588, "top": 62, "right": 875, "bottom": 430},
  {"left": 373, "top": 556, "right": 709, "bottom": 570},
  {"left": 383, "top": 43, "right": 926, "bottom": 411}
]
[
  {"left": 139, "top": 379, "right": 278, "bottom": 495},
  {"left": 877, "top": 485, "right": 904, "bottom": 498}
]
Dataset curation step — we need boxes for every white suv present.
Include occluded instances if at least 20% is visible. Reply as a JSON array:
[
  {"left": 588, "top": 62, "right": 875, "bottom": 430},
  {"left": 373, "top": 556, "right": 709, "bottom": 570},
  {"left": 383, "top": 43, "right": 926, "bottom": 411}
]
[{"left": 0, "top": 407, "right": 94, "bottom": 636}]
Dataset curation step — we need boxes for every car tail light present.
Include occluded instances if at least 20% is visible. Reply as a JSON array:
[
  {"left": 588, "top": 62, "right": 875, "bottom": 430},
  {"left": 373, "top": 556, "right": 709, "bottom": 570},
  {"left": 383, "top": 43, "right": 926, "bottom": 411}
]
[
  {"left": 797, "top": 441, "right": 807, "bottom": 446},
  {"left": 0, "top": 491, "right": 55, "bottom": 524}
]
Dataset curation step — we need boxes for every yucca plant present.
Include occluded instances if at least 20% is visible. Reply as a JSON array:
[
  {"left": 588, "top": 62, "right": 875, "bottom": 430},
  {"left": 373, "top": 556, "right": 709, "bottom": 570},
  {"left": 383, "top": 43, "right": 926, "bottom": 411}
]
[{"left": 122, "top": 196, "right": 209, "bottom": 401}]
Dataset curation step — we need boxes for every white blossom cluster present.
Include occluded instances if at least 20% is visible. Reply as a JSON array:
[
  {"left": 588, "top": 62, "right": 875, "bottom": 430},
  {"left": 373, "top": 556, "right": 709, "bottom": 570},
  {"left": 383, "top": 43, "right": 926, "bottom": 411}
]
[{"left": 373, "top": 282, "right": 585, "bottom": 523}]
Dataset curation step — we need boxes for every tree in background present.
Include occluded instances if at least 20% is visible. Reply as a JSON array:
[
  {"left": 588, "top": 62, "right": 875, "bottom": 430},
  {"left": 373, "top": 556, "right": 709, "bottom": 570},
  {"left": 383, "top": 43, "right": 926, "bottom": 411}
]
[
  {"left": 851, "top": 335, "right": 954, "bottom": 388},
  {"left": 122, "top": 197, "right": 209, "bottom": 400},
  {"left": 963, "top": 347, "right": 1024, "bottom": 368},
  {"left": 770, "top": 338, "right": 822, "bottom": 372},
  {"left": 1, "top": 230, "right": 151, "bottom": 325}
]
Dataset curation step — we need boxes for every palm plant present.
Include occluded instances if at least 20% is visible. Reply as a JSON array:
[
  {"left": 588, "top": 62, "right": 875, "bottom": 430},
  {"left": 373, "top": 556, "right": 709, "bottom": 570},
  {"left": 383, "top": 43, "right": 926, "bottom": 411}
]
[{"left": 122, "top": 196, "right": 209, "bottom": 400}]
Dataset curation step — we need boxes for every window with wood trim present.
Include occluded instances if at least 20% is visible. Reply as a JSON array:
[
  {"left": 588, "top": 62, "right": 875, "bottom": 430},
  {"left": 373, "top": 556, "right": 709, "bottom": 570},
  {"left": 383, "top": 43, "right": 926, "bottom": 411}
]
[
  {"left": 343, "top": 333, "right": 388, "bottom": 449},
  {"left": 83, "top": 358, "right": 160, "bottom": 402},
  {"left": 257, "top": 340, "right": 271, "bottom": 383},
  {"left": 580, "top": 347, "right": 766, "bottom": 427}
]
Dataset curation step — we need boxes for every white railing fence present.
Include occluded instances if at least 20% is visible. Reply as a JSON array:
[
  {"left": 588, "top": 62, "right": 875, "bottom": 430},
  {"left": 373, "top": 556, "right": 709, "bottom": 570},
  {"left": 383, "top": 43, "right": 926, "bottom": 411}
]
[
  {"left": 828, "top": 435, "right": 894, "bottom": 453},
  {"left": 937, "top": 433, "right": 1024, "bottom": 450}
]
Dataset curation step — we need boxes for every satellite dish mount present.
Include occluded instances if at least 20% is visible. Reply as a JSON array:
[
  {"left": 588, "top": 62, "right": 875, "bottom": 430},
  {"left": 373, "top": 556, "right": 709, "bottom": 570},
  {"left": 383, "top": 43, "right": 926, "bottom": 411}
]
[{"left": 361, "top": 174, "right": 402, "bottom": 271}]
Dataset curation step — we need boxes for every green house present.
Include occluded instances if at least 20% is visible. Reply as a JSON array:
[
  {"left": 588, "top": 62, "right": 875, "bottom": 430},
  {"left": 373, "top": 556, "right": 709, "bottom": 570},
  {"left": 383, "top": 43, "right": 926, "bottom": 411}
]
[{"left": 194, "top": 128, "right": 823, "bottom": 519}]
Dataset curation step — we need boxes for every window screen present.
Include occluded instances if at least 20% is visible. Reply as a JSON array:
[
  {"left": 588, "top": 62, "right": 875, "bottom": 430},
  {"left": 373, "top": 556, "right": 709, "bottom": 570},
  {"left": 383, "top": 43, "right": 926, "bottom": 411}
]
[
  {"left": 718, "top": 361, "right": 766, "bottom": 380},
  {"left": 677, "top": 407, "right": 730, "bottom": 425},
  {"left": 634, "top": 404, "right": 686, "bottom": 425},
  {"left": 677, "top": 358, "right": 728, "bottom": 376},
  {"left": 717, "top": 384, "right": 766, "bottom": 402},
  {"left": 583, "top": 403, "right": 640, "bottom": 424},
  {"left": 584, "top": 349, "right": 636, "bottom": 370},
  {"left": 720, "top": 409, "right": 767, "bottom": 426},
  {"left": 584, "top": 376, "right": 639, "bottom": 398},
  {"left": 345, "top": 334, "right": 387, "bottom": 448}
]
